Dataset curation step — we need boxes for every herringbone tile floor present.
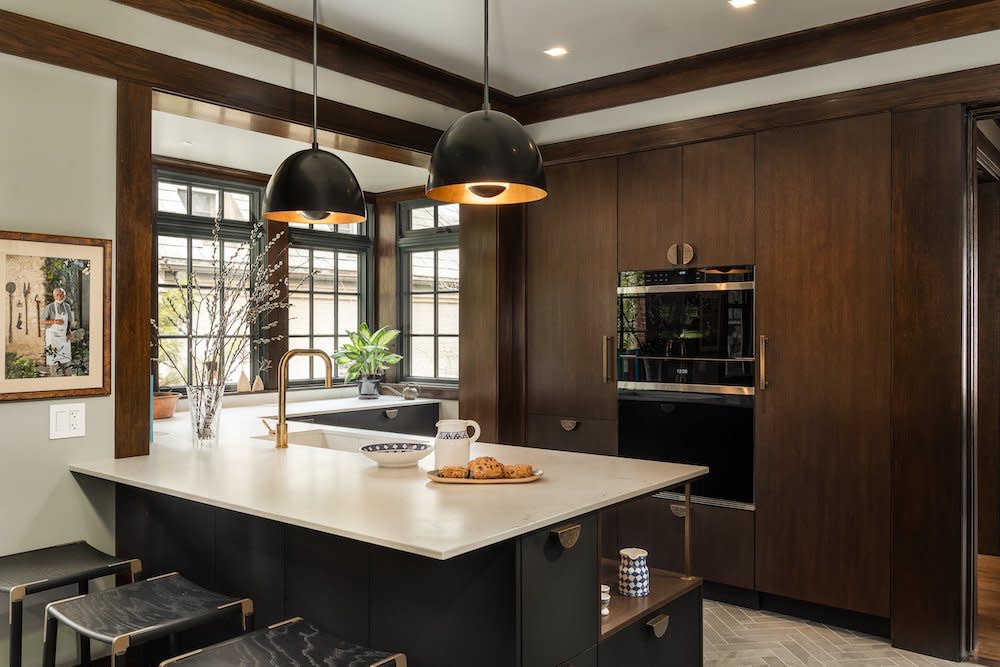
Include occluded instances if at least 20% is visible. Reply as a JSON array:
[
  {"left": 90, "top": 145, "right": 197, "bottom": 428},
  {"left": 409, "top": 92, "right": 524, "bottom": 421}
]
[{"left": 703, "top": 600, "right": 972, "bottom": 666}]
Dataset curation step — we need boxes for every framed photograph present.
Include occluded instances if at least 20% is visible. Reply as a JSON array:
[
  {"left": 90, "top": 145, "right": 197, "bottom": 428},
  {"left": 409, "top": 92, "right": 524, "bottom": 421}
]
[{"left": 0, "top": 231, "right": 111, "bottom": 401}]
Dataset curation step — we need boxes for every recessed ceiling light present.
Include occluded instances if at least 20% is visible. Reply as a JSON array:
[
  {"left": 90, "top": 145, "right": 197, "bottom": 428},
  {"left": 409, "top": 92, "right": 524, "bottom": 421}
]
[
  {"left": 729, "top": 0, "right": 756, "bottom": 7},
  {"left": 544, "top": 46, "right": 568, "bottom": 57},
  {"left": 183, "top": 140, "right": 193, "bottom": 146}
]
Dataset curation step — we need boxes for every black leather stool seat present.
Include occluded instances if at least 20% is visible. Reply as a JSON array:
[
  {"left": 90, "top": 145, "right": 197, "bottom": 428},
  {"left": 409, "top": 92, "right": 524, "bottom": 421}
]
[
  {"left": 161, "top": 618, "right": 406, "bottom": 667},
  {"left": 1, "top": 541, "right": 141, "bottom": 667},
  {"left": 43, "top": 572, "right": 254, "bottom": 667}
]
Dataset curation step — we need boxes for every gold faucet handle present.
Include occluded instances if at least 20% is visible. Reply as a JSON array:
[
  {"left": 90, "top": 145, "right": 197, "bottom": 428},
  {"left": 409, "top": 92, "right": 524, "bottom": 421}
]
[{"left": 261, "top": 419, "right": 276, "bottom": 436}]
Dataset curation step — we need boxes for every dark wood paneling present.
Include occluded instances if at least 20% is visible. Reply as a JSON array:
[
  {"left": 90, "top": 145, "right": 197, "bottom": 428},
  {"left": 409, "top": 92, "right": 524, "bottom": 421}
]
[
  {"left": 115, "top": 81, "right": 153, "bottom": 459},
  {"left": 370, "top": 543, "right": 517, "bottom": 667},
  {"left": 525, "top": 159, "right": 618, "bottom": 420},
  {"left": 617, "top": 148, "right": 682, "bottom": 271},
  {"left": 113, "top": 0, "right": 512, "bottom": 114},
  {"left": 755, "top": 114, "right": 891, "bottom": 617},
  {"left": 618, "top": 496, "right": 755, "bottom": 591},
  {"left": 541, "top": 63, "right": 1000, "bottom": 165},
  {"left": 525, "top": 415, "right": 617, "bottom": 457},
  {"left": 213, "top": 509, "right": 284, "bottom": 627},
  {"left": 517, "top": 0, "right": 1000, "bottom": 124},
  {"left": 497, "top": 205, "right": 527, "bottom": 446},
  {"left": 682, "top": 135, "right": 755, "bottom": 267},
  {"left": 521, "top": 514, "right": 598, "bottom": 667},
  {"left": 891, "top": 106, "right": 969, "bottom": 660},
  {"left": 0, "top": 10, "right": 439, "bottom": 154},
  {"left": 980, "top": 182, "right": 1000, "bottom": 557}
]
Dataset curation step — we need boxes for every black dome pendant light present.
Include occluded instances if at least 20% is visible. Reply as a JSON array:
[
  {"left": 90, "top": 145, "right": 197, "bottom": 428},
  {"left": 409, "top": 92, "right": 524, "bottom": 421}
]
[
  {"left": 263, "top": 0, "right": 366, "bottom": 224},
  {"left": 426, "top": 0, "right": 547, "bottom": 205}
]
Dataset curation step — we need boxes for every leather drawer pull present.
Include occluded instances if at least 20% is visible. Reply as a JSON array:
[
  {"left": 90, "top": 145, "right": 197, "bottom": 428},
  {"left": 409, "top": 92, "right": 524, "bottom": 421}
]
[
  {"left": 559, "top": 419, "right": 579, "bottom": 432},
  {"left": 384, "top": 409, "right": 399, "bottom": 419},
  {"left": 647, "top": 613, "right": 670, "bottom": 639},
  {"left": 669, "top": 503, "right": 686, "bottom": 518},
  {"left": 550, "top": 524, "right": 582, "bottom": 550}
]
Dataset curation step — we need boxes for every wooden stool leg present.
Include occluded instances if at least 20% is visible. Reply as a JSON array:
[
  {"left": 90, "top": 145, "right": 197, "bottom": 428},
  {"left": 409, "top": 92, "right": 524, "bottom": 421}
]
[
  {"left": 77, "top": 581, "right": 92, "bottom": 666},
  {"left": 41, "top": 614, "right": 59, "bottom": 667},
  {"left": 9, "top": 598, "right": 23, "bottom": 667}
]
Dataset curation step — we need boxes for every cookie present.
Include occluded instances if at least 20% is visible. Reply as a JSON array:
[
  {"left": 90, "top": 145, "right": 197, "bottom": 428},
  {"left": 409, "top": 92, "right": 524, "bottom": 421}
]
[
  {"left": 437, "top": 466, "right": 468, "bottom": 479},
  {"left": 503, "top": 464, "right": 534, "bottom": 479},
  {"left": 469, "top": 456, "right": 504, "bottom": 479}
]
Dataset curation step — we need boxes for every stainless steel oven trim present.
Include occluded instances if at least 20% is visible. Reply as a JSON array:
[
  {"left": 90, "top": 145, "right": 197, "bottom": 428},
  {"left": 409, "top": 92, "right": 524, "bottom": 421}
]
[
  {"left": 617, "top": 281, "right": 754, "bottom": 295},
  {"left": 617, "top": 381, "right": 755, "bottom": 396},
  {"left": 654, "top": 490, "right": 755, "bottom": 511}
]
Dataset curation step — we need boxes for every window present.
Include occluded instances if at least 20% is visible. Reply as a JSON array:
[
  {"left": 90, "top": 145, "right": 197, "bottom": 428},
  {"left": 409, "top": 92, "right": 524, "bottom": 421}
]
[
  {"left": 154, "top": 173, "right": 261, "bottom": 390},
  {"left": 154, "top": 170, "right": 374, "bottom": 390},
  {"left": 398, "top": 199, "right": 460, "bottom": 382}
]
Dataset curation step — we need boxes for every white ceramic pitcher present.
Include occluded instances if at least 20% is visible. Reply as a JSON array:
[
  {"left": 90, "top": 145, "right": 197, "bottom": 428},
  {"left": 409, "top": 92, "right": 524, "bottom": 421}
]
[{"left": 433, "top": 419, "right": 481, "bottom": 469}]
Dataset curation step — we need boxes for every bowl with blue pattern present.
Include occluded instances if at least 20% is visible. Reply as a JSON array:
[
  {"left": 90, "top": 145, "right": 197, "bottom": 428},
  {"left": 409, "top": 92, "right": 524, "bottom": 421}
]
[{"left": 360, "top": 442, "right": 434, "bottom": 468}]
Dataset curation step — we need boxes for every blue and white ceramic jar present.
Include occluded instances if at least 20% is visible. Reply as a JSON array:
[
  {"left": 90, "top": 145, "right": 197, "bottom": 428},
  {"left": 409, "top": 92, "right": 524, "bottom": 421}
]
[
  {"left": 618, "top": 547, "right": 650, "bottom": 597},
  {"left": 433, "top": 419, "right": 481, "bottom": 469}
]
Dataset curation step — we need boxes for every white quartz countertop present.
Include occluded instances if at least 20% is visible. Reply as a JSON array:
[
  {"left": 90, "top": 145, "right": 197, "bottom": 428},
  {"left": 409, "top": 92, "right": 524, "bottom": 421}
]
[{"left": 71, "top": 435, "right": 706, "bottom": 559}]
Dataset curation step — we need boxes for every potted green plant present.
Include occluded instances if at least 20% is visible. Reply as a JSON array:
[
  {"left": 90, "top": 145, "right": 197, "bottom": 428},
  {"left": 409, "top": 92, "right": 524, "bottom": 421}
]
[{"left": 333, "top": 323, "right": 403, "bottom": 399}]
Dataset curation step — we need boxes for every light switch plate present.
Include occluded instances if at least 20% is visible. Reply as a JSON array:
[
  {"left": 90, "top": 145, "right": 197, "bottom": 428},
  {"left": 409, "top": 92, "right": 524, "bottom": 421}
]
[{"left": 50, "top": 403, "right": 85, "bottom": 440}]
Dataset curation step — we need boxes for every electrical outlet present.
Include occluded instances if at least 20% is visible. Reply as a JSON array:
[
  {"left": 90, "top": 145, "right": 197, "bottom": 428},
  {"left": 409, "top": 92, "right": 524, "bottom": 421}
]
[{"left": 50, "top": 403, "right": 85, "bottom": 439}]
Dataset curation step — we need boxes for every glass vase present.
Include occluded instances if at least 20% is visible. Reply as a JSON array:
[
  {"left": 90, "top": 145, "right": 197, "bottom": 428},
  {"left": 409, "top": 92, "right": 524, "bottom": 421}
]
[{"left": 187, "top": 384, "right": 224, "bottom": 448}]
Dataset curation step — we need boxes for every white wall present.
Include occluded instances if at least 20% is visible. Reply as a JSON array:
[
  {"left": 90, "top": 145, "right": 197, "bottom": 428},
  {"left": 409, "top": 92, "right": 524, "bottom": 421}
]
[{"left": 0, "top": 52, "right": 117, "bottom": 667}]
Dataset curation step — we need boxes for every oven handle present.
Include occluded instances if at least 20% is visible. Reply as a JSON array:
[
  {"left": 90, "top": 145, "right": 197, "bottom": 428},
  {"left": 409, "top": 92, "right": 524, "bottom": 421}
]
[{"left": 759, "top": 335, "right": 769, "bottom": 390}]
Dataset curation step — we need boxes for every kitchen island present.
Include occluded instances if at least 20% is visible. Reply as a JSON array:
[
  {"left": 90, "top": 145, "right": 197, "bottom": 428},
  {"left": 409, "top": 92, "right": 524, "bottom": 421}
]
[{"left": 71, "top": 415, "right": 706, "bottom": 667}]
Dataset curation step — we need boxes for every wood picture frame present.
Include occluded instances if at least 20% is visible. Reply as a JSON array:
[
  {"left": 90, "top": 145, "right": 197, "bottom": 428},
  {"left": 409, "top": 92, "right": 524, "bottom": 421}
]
[{"left": 0, "top": 231, "right": 112, "bottom": 401}]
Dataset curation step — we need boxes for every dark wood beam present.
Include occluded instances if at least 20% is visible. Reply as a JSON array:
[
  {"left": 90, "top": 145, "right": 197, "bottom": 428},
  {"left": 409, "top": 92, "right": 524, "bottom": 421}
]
[
  {"left": 0, "top": 9, "right": 441, "bottom": 154},
  {"left": 539, "top": 63, "right": 1000, "bottom": 164},
  {"left": 115, "top": 81, "right": 153, "bottom": 459},
  {"left": 112, "top": 0, "right": 515, "bottom": 114}
]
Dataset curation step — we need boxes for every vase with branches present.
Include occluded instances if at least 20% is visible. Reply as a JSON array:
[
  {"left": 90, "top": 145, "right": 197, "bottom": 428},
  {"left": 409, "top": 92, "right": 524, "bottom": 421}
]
[{"left": 154, "top": 216, "right": 290, "bottom": 447}]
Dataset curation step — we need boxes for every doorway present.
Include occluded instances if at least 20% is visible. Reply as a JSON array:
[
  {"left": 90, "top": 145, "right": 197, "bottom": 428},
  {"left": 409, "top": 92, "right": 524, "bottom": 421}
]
[{"left": 973, "top": 111, "right": 1000, "bottom": 663}]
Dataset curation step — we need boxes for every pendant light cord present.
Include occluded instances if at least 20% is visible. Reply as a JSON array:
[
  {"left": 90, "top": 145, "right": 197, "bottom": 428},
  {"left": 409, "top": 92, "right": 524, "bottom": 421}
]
[
  {"left": 312, "top": 0, "right": 319, "bottom": 149},
  {"left": 482, "top": 0, "right": 490, "bottom": 114}
]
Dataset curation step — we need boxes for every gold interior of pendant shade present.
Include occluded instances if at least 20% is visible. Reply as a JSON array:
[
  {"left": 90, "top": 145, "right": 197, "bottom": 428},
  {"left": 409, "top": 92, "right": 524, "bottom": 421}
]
[
  {"left": 426, "top": 182, "right": 547, "bottom": 205},
  {"left": 263, "top": 210, "right": 366, "bottom": 224}
]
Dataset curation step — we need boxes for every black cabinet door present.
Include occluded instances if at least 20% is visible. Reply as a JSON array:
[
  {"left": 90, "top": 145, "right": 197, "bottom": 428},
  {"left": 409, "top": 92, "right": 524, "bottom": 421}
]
[
  {"left": 559, "top": 646, "right": 597, "bottom": 667},
  {"left": 521, "top": 514, "right": 599, "bottom": 667},
  {"left": 290, "top": 402, "right": 440, "bottom": 437},
  {"left": 597, "top": 588, "right": 702, "bottom": 667}
]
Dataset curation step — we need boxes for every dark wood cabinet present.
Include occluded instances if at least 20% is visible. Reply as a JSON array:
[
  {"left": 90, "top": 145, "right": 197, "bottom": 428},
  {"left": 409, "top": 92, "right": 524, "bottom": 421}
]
[
  {"left": 287, "top": 402, "right": 440, "bottom": 437},
  {"left": 525, "top": 414, "right": 617, "bottom": 456},
  {"left": 525, "top": 158, "right": 618, "bottom": 423},
  {"left": 597, "top": 587, "right": 702, "bottom": 667},
  {"left": 754, "top": 114, "right": 891, "bottom": 617},
  {"left": 682, "top": 135, "right": 755, "bottom": 267},
  {"left": 617, "top": 136, "right": 754, "bottom": 271},
  {"left": 618, "top": 496, "right": 755, "bottom": 590},
  {"left": 618, "top": 148, "right": 682, "bottom": 271}
]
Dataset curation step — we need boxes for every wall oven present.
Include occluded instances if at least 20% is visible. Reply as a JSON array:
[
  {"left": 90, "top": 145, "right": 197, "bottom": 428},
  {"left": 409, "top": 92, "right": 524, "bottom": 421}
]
[{"left": 617, "top": 267, "right": 755, "bottom": 505}]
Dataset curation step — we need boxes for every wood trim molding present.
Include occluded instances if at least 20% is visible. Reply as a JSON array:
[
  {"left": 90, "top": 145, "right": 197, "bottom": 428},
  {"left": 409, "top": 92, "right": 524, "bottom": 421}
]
[
  {"left": 539, "top": 63, "right": 1000, "bottom": 164},
  {"left": 152, "top": 155, "right": 271, "bottom": 185},
  {"left": 112, "top": 0, "right": 515, "bottom": 114},
  {"left": 0, "top": 9, "right": 440, "bottom": 155},
  {"left": 115, "top": 81, "right": 153, "bottom": 459},
  {"left": 515, "top": 0, "right": 1000, "bottom": 124},
  {"left": 112, "top": 0, "right": 1000, "bottom": 125}
]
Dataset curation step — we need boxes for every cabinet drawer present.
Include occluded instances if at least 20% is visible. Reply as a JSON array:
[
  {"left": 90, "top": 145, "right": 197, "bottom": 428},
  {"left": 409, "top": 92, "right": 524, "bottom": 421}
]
[
  {"left": 558, "top": 646, "right": 596, "bottom": 667},
  {"left": 619, "top": 496, "right": 754, "bottom": 590},
  {"left": 290, "top": 403, "right": 440, "bottom": 437},
  {"left": 525, "top": 414, "right": 617, "bottom": 456},
  {"left": 598, "top": 587, "right": 702, "bottom": 667},
  {"left": 521, "top": 514, "right": 598, "bottom": 667}
]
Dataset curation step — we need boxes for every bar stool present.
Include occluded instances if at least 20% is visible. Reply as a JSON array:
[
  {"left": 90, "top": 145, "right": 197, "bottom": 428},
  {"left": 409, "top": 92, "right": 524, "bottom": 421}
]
[
  {"left": 42, "top": 572, "right": 253, "bottom": 667},
  {"left": 160, "top": 617, "right": 406, "bottom": 667},
  {"left": 0, "top": 541, "right": 141, "bottom": 667}
]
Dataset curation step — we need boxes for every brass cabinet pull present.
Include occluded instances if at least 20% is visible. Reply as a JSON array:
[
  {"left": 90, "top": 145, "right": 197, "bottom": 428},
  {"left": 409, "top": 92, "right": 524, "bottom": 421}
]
[
  {"left": 602, "top": 335, "right": 611, "bottom": 383},
  {"left": 759, "top": 335, "right": 769, "bottom": 390},
  {"left": 669, "top": 503, "right": 686, "bottom": 518},
  {"left": 384, "top": 409, "right": 399, "bottom": 419},
  {"left": 681, "top": 243, "right": 695, "bottom": 265},
  {"left": 666, "top": 243, "right": 679, "bottom": 265},
  {"left": 551, "top": 524, "right": 582, "bottom": 550},
  {"left": 647, "top": 613, "right": 670, "bottom": 638},
  {"left": 560, "top": 419, "right": 579, "bottom": 432}
]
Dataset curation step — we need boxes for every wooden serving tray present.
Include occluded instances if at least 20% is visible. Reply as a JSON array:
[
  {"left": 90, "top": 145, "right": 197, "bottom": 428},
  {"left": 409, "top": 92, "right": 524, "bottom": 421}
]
[{"left": 426, "top": 469, "right": 544, "bottom": 484}]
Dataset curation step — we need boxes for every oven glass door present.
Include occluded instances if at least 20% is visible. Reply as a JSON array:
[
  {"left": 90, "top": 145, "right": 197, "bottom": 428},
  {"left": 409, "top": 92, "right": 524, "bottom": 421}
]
[{"left": 618, "top": 392, "right": 754, "bottom": 504}]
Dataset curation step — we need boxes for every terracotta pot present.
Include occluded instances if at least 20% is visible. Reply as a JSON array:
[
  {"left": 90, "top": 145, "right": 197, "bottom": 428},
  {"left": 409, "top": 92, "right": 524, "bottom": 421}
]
[{"left": 153, "top": 391, "right": 181, "bottom": 420}]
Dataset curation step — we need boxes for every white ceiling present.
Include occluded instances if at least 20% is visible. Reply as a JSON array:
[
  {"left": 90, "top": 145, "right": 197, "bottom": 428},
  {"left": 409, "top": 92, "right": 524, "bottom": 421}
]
[
  {"left": 152, "top": 111, "right": 427, "bottom": 192},
  {"left": 257, "top": 0, "right": 925, "bottom": 96}
]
